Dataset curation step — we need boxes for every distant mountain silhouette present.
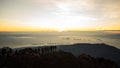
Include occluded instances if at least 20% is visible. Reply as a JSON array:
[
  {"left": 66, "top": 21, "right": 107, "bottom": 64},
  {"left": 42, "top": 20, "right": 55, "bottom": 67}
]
[{"left": 57, "top": 43, "right": 120, "bottom": 62}]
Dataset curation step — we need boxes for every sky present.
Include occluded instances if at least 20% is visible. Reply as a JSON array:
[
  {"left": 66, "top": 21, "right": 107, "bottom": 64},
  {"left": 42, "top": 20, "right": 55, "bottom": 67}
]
[{"left": 0, "top": 0, "right": 120, "bottom": 32}]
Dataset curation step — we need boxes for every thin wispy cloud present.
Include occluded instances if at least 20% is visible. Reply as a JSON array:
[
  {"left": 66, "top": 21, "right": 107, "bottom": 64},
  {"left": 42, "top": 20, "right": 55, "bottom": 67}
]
[{"left": 0, "top": 0, "right": 120, "bottom": 31}]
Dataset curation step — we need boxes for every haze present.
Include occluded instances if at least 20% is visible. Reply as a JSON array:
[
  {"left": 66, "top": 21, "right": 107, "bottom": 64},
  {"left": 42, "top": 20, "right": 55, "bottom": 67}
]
[{"left": 0, "top": 0, "right": 120, "bottom": 32}]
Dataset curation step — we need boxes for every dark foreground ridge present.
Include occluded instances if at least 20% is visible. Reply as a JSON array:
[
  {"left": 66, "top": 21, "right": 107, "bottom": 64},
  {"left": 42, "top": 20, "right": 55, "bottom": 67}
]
[
  {"left": 58, "top": 43, "right": 120, "bottom": 62},
  {"left": 0, "top": 43, "right": 120, "bottom": 68}
]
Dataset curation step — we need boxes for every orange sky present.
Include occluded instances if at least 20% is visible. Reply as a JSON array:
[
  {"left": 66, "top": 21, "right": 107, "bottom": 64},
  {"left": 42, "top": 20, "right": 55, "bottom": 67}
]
[{"left": 0, "top": 0, "right": 120, "bottom": 32}]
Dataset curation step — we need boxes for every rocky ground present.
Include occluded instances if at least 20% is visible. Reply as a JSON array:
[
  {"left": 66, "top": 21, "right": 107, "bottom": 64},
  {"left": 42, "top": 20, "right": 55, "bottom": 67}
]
[{"left": 0, "top": 47, "right": 120, "bottom": 68}]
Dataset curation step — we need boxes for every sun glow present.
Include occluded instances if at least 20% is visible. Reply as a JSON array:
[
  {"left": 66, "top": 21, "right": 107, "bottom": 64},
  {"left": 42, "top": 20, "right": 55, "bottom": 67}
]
[
  {"left": 0, "top": 15, "right": 104, "bottom": 32},
  {"left": 53, "top": 2, "right": 72, "bottom": 16},
  {"left": 57, "top": 3, "right": 70, "bottom": 11},
  {"left": 58, "top": 28, "right": 65, "bottom": 32},
  {"left": 0, "top": 0, "right": 120, "bottom": 32}
]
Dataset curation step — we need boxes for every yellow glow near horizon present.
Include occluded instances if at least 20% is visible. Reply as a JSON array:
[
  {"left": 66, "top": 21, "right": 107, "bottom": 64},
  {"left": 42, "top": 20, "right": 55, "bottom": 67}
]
[
  {"left": 0, "top": 17, "right": 120, "bottom": 32},
  {"left": 0, "top": 0, "right": 120, "bottom": 32}
]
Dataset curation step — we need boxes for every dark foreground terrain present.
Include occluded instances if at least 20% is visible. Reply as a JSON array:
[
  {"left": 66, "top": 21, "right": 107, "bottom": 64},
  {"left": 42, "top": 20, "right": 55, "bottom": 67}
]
[
  {"left": 0, "top": 45, "right": 120, "bottom": 68},
  {"left": 58, "top": 43, "right": 120, "bottom": 62}
]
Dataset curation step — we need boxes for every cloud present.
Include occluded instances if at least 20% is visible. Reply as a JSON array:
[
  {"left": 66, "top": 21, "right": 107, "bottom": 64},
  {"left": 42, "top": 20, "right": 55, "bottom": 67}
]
[{"left": 0, "top": 0, "right": 120, "bottom": 27}]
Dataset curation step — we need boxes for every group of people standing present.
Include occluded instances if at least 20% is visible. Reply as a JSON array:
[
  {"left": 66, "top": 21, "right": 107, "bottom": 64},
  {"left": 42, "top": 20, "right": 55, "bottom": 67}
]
[
  {"left": 0, "top": 46, "right": 57, "bottom": 56},
  {"left": 37, "top": 46, "right": 57, "bottom": 53}
]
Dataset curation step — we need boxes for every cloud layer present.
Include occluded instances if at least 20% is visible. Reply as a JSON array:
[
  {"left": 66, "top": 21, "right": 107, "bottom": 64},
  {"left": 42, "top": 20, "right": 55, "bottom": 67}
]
[{"left": 0, "top": 0, "right": 120, "bottom": 30}]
